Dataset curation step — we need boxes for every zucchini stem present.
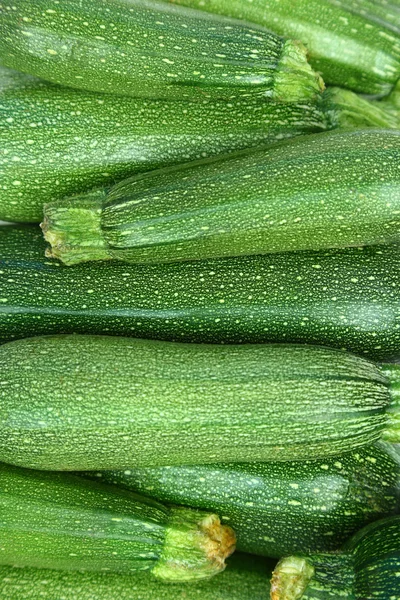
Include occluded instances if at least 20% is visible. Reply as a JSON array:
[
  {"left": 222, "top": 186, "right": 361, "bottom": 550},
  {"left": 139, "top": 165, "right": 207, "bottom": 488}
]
[
  {"left": 152, "top": 507, "right": 236, "bottom": 582},
  {"left": 270, "top": 557, "right": 314, "bottom": 600},
  {"left": 41, "top": 192, "right": 111, "bottom": 265},
  {"left": 273, "top": 40, "right": 324, "bottom": 102}
]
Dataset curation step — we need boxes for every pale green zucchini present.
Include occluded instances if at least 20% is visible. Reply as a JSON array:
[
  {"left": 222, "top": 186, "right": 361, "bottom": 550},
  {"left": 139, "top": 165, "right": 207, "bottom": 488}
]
[
  {"left": 272, "top": 516, "right": 400, "bottom": 600},
  {"left": 0, "top": 335, "right": 399, "bottom": 470},
  {"left": 83, "top": 441, "right": 400, "bottom": 558},
  {"left": 0, "top": 553, "right": 273, "bottom": 600},
  {"left": 0, "top": 462, "right": 235, "bottom": 581},
  {"left": 0, "top": 0, "right": 323, "bottom": 102},
  {"left": 0, "top": 67, "right": 329, "bottom": 222},
  {"left": 43, "top": 129, "right": 400, "bottom": 266},
  {"left": 167, "top": 0, "right": 400, "bottom": 95}
]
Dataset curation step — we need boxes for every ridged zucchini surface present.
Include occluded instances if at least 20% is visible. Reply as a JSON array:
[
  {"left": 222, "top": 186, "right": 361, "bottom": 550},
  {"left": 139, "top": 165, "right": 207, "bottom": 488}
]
[
  {"left": 272, "top": 516, "right": 400, "bottom": 599},
  {"left": 0, "top": 553, "right": 273, "bottom": 600},
  {"left": 0, "top": 67, "right": 329, "bottom": 222},
  {"left": 3, "top": 226, "right": 400, "bottom": 359},
  {"left": 43, "top": 129, "right": 400, "bottom": 265},
  {"left": 84, "top": 442, "right": 400, "bottom": 558},
  {"left": 0, "top": 0, "right": 322, "bottom": 102},
  {"left": 0, "top": 335, "right": 398, "bottom": 470},
  {"left": 167, "top": 0, "right": 400, "bottom": 95},
  {"left": 0, "top": 462, "right": 235, "bottom": 581}
]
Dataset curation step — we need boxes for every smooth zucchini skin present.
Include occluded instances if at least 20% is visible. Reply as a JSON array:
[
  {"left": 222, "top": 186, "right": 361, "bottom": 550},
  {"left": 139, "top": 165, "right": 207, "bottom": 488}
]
[
  {"left": 0, "top": 0, "right": 322, "bottom": 102},
  {"left": 0, "top": 553, "right": 273, "bottom": 600},
  {"left": 0, "top": 335, "right": 394, "bottom": 470},
  {"left": 43, "top": 129, "right": 400, "bottom": 265},
  {"left": 2, "top": 226, "right": 400, "bottom": 360},
  {"left": 84, "top": 442, "right": 400, "bottom": 559},
  {"left": 167, "top": 0, "right": 400, "bottom": 95},
  {"left": 0, "top": 68, "right": 329, "bottom": 223},
  {"left": 0, "top": 462, "right": 235, "bottom": 580}
]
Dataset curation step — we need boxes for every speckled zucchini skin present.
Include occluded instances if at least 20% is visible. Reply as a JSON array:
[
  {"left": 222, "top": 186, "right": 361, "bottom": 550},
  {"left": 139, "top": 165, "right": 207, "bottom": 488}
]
[
  {"left": 168, "top": 0, "right": 400, "bottom": 95},
  {"left": 0, "top": 553, "right": 273, "bottom": 600},
  {"left": 83, "top": 442, "right": 400, "bottom": 559},
  {"left": 277, "top": 516, "right": 400, "bottom": 600},
  {"left": 0, "top": 462, "right": 235, "bottom": 580},
  {"left": 44, "top": 129, "right": 400, "bottom": 265},
  {"left": 0, "top": 335, "right": 395, "bottom": 470},
  {"left": 2, "top": 226, "right": 400, "bottom": 359},
  {"left": 0, "top": 67, "right": 330, "bottom": 222},
  {"left": 0, "top": 0, "right": 322, "bottom": 102}
]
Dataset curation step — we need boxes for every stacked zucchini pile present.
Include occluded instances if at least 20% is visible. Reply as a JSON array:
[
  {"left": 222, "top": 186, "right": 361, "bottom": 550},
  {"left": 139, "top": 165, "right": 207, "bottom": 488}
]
[{"left": 1, "top": 1, "right": 400, "bottom": 599}]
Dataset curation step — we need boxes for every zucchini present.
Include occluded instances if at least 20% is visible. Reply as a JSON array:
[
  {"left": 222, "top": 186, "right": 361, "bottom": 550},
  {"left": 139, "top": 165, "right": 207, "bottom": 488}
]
[
  {"left": 0, "top": 67, "right": 330, "bottom": 223},
  {"left": 330, "top": 0, "right": 400, "bottom": 35},
  {"left": 271, "top": 515, "right": 400, "bottom": 599},
  {"left": 0, "top": 462, "right": 235, "bottom": 581},
  {"left": 0, "top": 0, "right": 323, "bottom": 102},
  {"left": 0, "top": 553, "right": 273, "bottom": 600},
  {"left": 43, "top": 129, "right": 400, "bottom": 266},
  {"left": 0, "top": 335, "right": 399, "bottom": 470},
  {"left": 167, "top": 0, "right": 400, "bottom": 96},
  {"left": 3, "top": 225, "right": 400, "bottom": 360},
  {"left": 83, "top": 441, "right": 400, "bottom": 559}
]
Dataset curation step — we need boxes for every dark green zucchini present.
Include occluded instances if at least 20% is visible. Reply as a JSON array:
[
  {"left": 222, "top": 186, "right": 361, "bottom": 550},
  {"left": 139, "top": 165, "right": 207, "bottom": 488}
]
[
  {"left": 0, "top": 335, "right": 399, "bottom": 470},
  {"left": 43, "top": 129, "right": 400, "bottom": 266},
  {"left": 3, "top": 225, "right": 400, "bottom": 360},
  {"left": 271, "top": 515, "right": 400, "bottom": 599},
  {"left": 0, "top": 67, "right": 330, "bottom": 223},
  {"left": 83, "top": 441, "right": 400, "bottom": 559},
  {"left": 0, "top": 553, "right": 273, "bottom": 600},
  {"left": 0, "top": 0, "right": 323, "bottom": 102},
  {"left": 0, "top": 462, "right": 235, "bottom": 580},
  {"left": 167, "top": 0, "right": 400, "bottom": 96}
]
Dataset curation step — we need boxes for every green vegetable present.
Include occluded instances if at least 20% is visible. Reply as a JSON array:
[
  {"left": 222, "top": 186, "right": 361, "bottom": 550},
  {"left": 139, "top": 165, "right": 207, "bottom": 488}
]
[
  {"left": 0, "top": 462, "right": 235, "bottom": 581},
  {"left": 167, "top": 0, "right": 400, "bottom": 95},
  {"left": 0, "top": 67, "right": 330, "bottom": 223},
  {"left": 3, "top": 225, "right": 400, "bottom": 360},
  {"left": 271, "top": 515, "right": 400, "bottom": 599},
  {"left": 0, "top": 0, "right": 323, "bottom": 102},
  {"left": 0, "top": 335, "right": 399, "bottom": 470},
  {"left": 43, "top": 129, "right": 400, "bottom": 266},
  {"left": 0, "top": 553, "right": 273, "bottom": 600},
  {"left": 83, "top": 441, "right": 400, "bottom": 558},
  {"left": 331, "top": 0, "right": 400, "bottom": 35}
]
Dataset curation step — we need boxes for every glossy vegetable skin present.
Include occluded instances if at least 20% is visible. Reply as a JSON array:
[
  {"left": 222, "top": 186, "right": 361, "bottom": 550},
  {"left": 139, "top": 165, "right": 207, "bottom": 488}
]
[
  {"left": 0, "top": 553, "right": 273, "bottom": 600},
  {"left": 0, "top": 335, "right": 399, "bottom": 471},
  {"left": 3, "top": 226, "right": 400, "bottom": 359},
  {"left": 0, "top": 462, "right": 235, "bottom": 581},
  {"left": 0, "top": 67, "right": 329, "bottom": 222},
  {"left": 84, "top": 441, "right": 400, "bottom": 558},
  {"left": 0, "top": 0, "right": 322, "bottom": 102},
  {"left": 43, "top": 129, "right": 400, "bottom": 265},
  {"left": 168, "top": 0, "right": 400, "bottom": 95},
  {"left": 272, "top": 516, "right": 400, "bottom": 600}
]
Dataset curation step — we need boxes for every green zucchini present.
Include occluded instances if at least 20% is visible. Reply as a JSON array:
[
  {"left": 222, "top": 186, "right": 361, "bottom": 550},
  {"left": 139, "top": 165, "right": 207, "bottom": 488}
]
[
  {"left": 331, "top": 0, "right": 400, "bottom": 35},
  {"left": 0, "top": 67, "right": 330, "bottom": 223},
  {"left": 43, "top": 129, "right": 400, "bottom": 266},
  {"left": 3, "top": 226, "right": 400, "bottom": 360},
  {"left": 83, "top": 441, "right": 400, "bottom": 559},
  {"left": 0, "top": 0, "right": 323, "bottom": 102},
  {"left": 0, "top": 335, "right": 399, "bottom": 470},
  {"left": 0, "top": 462, "right": 235, "bottom": 581},
  {"left": 0, "top": 553, "right": 273, "bottom": 600},
  {"left": 271, "top": 515, "right": 400, "bottom": 599},
  {"left": 167, "top": 0, "right": 400, "bottom": 96}
]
